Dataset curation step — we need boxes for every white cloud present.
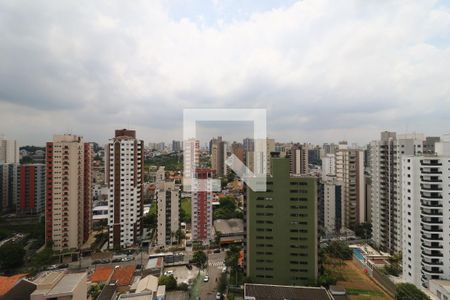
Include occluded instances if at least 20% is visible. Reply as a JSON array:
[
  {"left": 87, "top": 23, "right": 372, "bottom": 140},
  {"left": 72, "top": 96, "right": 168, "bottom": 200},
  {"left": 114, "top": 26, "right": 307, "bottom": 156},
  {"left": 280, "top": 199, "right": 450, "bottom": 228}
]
[{"left": 0, "top": 0, "right": 449, "bottom": 145}]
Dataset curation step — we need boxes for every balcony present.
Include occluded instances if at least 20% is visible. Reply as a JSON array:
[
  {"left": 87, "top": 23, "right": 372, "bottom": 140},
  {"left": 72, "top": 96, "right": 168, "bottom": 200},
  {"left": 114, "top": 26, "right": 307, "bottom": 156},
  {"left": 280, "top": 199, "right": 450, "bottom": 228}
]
[
  {"left": 420, "top": 160, "right": 442, "bottom": 166},
  {"left": 421, "top": 226, "right": 443, "bottom": 233},
  {"left": 421, "top": 217, "right": 443, "bottom": 225},
  {"left": 421, "top": 209, "right": 443, "bottom": 216},
  {"left": 420, "top": 184, "right": 442, "bottom": 191},
  {"left": 422, "top": 268, "right": 444, "bottom": 275},
  {"left": 421, "top": 167, "right": 442, "bottom": 174},
  {"left": 420, "top": 234, "right": 443, "bottom": 241},
  {"left": 421, "top": 242, "right": 443, "bottom": 250},
  {"left": 421, "top": 192, "right": 443, "bottom": 199},
  {"left": 422, "top": 260, "right": 443, "bottom": 267},
  {"left": 421, "top": 201, "right": 442, "bottom": 208},
  {"left": 421, "top": 251, "right": 443, "bottom": 258},
  {"left": 421, "top": 176, "right": 442, "bottom": 183}
]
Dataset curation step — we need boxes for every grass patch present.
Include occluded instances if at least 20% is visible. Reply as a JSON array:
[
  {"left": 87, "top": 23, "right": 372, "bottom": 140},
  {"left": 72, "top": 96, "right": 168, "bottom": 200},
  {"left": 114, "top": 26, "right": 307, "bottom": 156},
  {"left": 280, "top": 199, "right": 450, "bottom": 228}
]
[
  {"left": 347, "top": 288, "right": 384, "bottom": 297},
  {"left": 181, "top": 198, "right": 191, "bottom": 223}
]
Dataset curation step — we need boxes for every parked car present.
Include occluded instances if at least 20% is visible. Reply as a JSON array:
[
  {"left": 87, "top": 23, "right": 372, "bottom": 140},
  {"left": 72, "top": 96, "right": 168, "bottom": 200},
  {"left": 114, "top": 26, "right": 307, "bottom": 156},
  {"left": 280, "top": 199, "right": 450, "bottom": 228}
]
[
  {"left": 164, "top": 270, "right": 174, "bottom": 276},
  {"left": 213, "top": 248, "right": 221, "bottom": 253},
  {"left": 186, "top": 264, "right": 193, "bottom": 270},
  {"left": 203, "top": 275, "right": 209, "bottom": 282},
  {"left": 216, "top": 292, "right": 222, "bottom": 300}
]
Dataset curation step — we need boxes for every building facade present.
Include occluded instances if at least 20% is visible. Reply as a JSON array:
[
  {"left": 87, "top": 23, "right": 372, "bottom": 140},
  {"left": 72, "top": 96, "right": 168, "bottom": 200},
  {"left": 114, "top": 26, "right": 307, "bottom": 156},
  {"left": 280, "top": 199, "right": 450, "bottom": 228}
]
[
  {"left": 183, "top": 138, "right": 200, "bottom": 187},
  {"left": 156, "top": 180, "right": 180, "bottom": 247},
  {"left": 322, "top": 177, "right": 343, "bottom": 235},
  {"left": 370, "top": 131, "right": 424, "bottom": 253},
  {"left": 191, "top": 168, "right": 214, "bottom": 244},
  {"left": 17, "top": 164, "right": 45, "bottom": 215},
  {"left": 336, "top": 145, "right": 365, "bottom": 230},
  {"left": 290, "top": 144, "right": 309, "bottom": 175},
  {"left": 45, "top": 134, "right": 92, "bottom": 251},
  {"left": 106, "top": 129, "right": 144, "bottom": 249},
  {"left": 246, "top": 158, "right": 318, "bottom": 286},
  {"left": 0, "top": 163, "right": 17, "bottom": 212},
  {"left": 402, "top": 135, "right": 450, "bottom": 288},
  {"left": 0, "top": 137, "right": 19, "bottom": 164}
]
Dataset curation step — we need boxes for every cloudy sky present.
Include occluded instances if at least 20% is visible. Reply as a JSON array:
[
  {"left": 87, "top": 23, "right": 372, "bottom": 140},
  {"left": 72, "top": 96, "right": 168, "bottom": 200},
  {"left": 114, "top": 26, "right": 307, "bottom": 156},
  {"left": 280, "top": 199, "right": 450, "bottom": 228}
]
[{"left": 1, "top": 0, "right": 450, "bottom": 146}]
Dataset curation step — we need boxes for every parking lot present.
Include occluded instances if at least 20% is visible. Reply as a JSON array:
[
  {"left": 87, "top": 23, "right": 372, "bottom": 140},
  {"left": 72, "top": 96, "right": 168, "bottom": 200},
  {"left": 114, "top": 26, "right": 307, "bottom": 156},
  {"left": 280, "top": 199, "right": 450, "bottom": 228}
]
[{"left": 165, "top": 265, "right": 200, "bottom": 285}]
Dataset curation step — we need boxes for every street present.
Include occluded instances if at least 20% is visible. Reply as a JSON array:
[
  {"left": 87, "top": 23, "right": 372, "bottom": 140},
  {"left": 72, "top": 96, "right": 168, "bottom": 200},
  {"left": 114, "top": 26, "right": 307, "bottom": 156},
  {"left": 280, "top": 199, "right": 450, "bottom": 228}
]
[{"left": 199, "top": 251, "right": 226, "bottom": 300}]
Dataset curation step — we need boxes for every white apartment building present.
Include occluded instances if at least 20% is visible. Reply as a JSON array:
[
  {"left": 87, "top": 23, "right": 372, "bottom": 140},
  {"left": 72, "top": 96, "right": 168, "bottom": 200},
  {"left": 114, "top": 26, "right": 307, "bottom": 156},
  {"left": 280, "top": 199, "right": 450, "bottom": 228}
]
[
  {"left": 156, "top": 180, "right": 180, "bottom": 246},
  {"left": 183, "top": 138, "right": 200, "bottom": 190},
  {"left": 323, "top": 177, "right": 343, "bottom": 235},
  {"left": 0, "top": 137, "right": 19, "bottom": 164},
  {"left": 370, "top": 131, "right": 424, "bottom": 253},
  {"left": 322, "top": 154, "right": 336, "bottom": 179},
  {"left": 402, "top": 135, "right": 450, "bottom": 288},
  {"left": 45, "top": 134, "right": 92, "bottom": 251},
  {"left": 290, "top": 144, "right": 309, "bottom": 175},
  {"left": 106, "top": 129, "right": 144, "bottom": 249},
  {"left": 336, "top": 144, "right": 365, "bottom": 230}
]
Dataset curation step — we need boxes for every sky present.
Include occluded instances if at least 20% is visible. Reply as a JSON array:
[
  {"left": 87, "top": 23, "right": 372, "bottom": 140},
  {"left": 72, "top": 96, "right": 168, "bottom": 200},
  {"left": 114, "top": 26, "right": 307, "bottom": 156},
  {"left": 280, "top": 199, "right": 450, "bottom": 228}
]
[{"left": 1, "top": 0, "right": 450, "bottom": 146}]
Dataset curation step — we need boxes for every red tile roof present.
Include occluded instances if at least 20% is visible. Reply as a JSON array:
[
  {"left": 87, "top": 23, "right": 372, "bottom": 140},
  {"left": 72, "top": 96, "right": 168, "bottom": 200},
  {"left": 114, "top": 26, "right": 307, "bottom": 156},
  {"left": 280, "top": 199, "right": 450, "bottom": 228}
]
[
  {"left": 0, "top": 274, "right": 27, "bottom": 296},
  {"left": 91, "top": 266, "right": 114, "bottom": 283},
  {"left": 111, "top": 265, "right": 136, "bottom": 286}
]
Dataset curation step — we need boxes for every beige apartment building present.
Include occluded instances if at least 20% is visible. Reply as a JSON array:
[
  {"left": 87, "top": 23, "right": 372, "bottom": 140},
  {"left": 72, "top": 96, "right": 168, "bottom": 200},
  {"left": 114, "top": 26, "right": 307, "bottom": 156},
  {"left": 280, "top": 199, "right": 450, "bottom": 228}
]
[{"left": 45, "top": 134, "right": 93, "bottom": 251}]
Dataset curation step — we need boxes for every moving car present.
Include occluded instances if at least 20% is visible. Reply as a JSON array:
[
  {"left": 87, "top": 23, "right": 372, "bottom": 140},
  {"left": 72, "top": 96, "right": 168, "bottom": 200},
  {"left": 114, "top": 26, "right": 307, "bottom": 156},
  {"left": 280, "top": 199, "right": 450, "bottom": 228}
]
[{"left": 203, "top": 275, "right": 209, "bottom": 282}]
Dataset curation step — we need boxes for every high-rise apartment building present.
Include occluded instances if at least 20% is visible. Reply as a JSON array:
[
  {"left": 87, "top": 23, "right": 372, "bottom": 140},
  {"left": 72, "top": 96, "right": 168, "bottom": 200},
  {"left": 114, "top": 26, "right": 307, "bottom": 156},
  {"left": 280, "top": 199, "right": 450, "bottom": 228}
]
[
  {"left": 211, "top": 137, "right": 226, "bottom": 177},
  {"left": 322, "top": 154, "right": 336, "bottom": 179},
  {"left": 106, "top": 129, "right": 144, "bottom": 249},
  {"left": 191, "top": 168, "right": 214, "bottom": 244},
  {"left": 246, "top": 158, "right": 318, "bottom": 286},
  {"left": 423, "top": 136, "right": 440, "bottom": 154},
  {"left": 45, "top": 134, "right": 92, "bottom": 251},
  {"left": 156, "top": 180, "right": 180, "bottom": 247},
  {"left": 0, "top": 163, "right": 17, "bottom": 212},
  {"left": 183, "top": 138, "right": 200, "bottom": 189},
  {"left": 0, "top": 137, "right": 19, "bottom": 164},
  {"left": 308, "top": 145, "right": 321, "bottom": 165},
  {"left": 231, "top": 142, "right": 245, "bottom": 163},
  {"left": 402, "top": 135, "right": 450, "bottom": 288},
  {"left": 336, "top": 144, "right": 365, "bottom": 230},
  {"left": 290, "top": 144, "right": 309, "bottom": 175},
  {"left": 243, "top": 138, "right": 254, "bottom": 152},
  {"left": 322, "top": 177, "right": 343, "bottom": 235},
  {"left": 370, "top": 131, "right": 424, "bottom": 253},
  {"left": 172, "top": 140, "right": 182, "bottom": 152},
  {"left": 17, "top": 164, "right": 45, "bottom": 215}
]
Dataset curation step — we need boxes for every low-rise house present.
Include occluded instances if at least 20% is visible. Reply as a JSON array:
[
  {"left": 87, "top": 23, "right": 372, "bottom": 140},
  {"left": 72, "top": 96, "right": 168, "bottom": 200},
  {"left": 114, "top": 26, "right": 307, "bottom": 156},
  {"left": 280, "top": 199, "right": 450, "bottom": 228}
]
[{"left": 31, "top": 271, "right": 87, "bottom": 300}]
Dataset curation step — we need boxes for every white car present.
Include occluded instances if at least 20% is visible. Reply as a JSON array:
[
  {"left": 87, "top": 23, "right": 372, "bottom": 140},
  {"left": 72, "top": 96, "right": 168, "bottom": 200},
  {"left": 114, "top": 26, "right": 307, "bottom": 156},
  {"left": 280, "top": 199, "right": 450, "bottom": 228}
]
[
  {"left": 164, "top": 270, "right": 174, "bottom": 276},
  {"left": 203, "top": 275, "right": 209, "bottom": 282},
  {"left": 221, "top": 267, "right": 227, "bottom": 273},
  {"left": 216, "top": 292, "right": 222, "bottom": 299}
]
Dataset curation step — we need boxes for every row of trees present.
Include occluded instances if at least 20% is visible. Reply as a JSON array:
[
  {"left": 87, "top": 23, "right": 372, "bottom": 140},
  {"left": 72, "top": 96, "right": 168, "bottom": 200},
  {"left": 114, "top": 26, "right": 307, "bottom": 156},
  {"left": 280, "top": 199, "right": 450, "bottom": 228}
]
[{"left": 213, "top": 196, "right": 243, "bottom": 220}]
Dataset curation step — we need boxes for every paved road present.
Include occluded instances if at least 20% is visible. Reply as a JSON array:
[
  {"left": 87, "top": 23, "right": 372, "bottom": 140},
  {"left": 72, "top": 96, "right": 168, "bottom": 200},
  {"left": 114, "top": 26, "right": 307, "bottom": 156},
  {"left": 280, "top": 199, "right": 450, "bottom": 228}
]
[{"left": 199, "top": 252, "right": 226, "bottom": 300}]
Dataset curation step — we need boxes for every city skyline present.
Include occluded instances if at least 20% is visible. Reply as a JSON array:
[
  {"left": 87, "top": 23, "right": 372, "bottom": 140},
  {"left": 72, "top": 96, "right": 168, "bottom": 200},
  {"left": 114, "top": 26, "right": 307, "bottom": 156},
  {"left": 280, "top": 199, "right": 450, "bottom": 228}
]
[{"left": 1, "top": 0, "right": 450, "bottom": 145}]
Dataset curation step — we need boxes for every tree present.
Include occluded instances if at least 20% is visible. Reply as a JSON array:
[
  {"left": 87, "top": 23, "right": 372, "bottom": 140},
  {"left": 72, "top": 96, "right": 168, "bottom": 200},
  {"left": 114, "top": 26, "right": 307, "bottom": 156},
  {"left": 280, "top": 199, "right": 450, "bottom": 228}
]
[
  {"left": 217, "top": 273, "right": 228, "bottom": 293},
  {"left": 175, "top": 229, "right": 185, "bottom": 244},
  {"left": 88, "top": 283, "right": 104, "bottom": 300},
  {"left": 31, "top": 246, "right": 55, "bottom": 268},
  {"left": 0, "top": 242, "right": 25, "bottom": 269},
  {"left": 326, "top": 241, "right": 352, "bottom": 260},
  {"left": 214, "top": 231, "right": 222, "bottom": 246},
  {"left": 384, "top": 252, "right": 402, "bottom": 276},
  {"left": 396, "top": 283, "right": 430, "bottom": 300},
  {"left": 354, "top": 222, "right": 372, "bottom": 240},
  {"left": 159, "top": 275, "right": 177, "bottom": 291},
  {"left": 192, "top": 250, "right": 207, "bottom": 269}
]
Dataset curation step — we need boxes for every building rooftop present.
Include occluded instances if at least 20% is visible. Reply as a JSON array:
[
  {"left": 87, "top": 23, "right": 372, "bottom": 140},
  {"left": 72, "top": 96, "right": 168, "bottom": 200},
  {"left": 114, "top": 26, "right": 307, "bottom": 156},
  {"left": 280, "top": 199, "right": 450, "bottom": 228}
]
[
  {"left": 111, "top": 265, "right": 136, "bottom": 286},
  {"left": 0, "top": 274, "right": 27, "bottom": 296},
  {"left": 47, "top": 272, "right": 86, "bottom": 296},
  {"left": 136, "top": 275, "right": 158, "bottom": 293},
  {"left": 213, "top": 218, "right": 244, "bottom": 235},
  {"left": 118, "top": 291, "right": 153, "bottom": 299},
  {"left": 145, "top": 257, "right": 163, "bottom": 270},
  {"left": 430, "top": 280, "right": 450, "bottom": 292},
  {"left": 91, "top": 266, "right": 114, "bottom": 283},
  {"left": 244, "top": 283, "right": 334, "bottom": 300}
]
